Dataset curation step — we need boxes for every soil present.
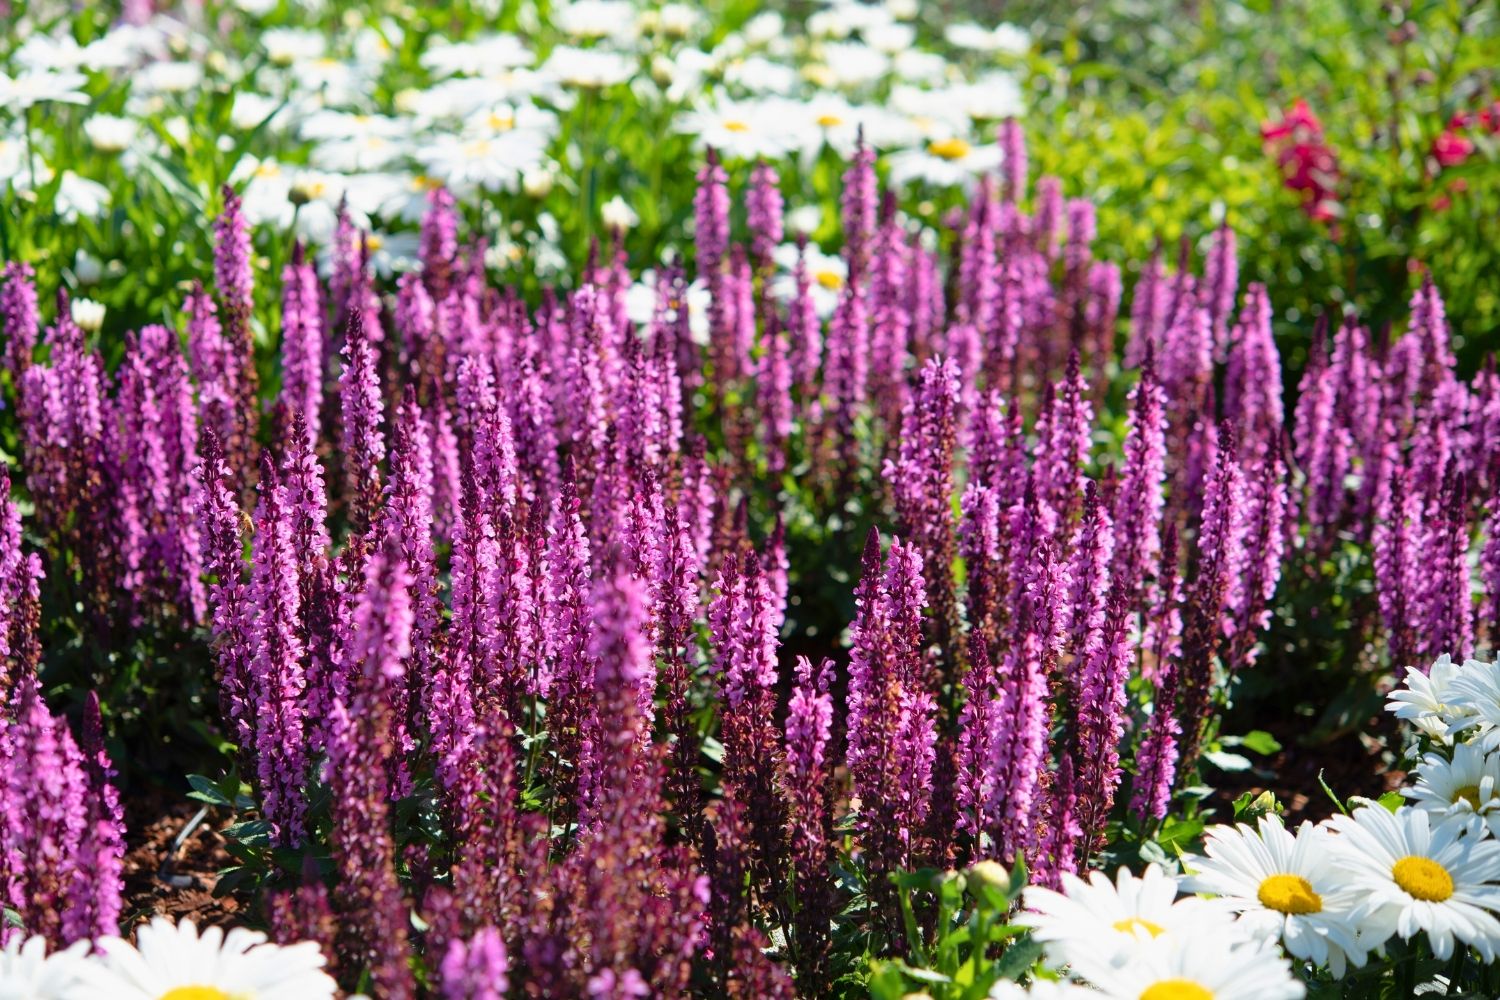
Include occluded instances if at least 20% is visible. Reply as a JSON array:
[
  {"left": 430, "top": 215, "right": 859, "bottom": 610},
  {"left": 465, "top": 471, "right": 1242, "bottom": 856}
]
[
  {"left": 1206, "top": 711, "right": 1408, "bottom": 824},
  {"left": 120, "top": 788, "right": 243, "bottom": 930}
]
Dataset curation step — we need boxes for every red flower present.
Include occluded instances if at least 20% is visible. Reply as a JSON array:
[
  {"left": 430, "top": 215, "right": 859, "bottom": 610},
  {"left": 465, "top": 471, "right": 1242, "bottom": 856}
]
[
  {"left": 1434, "top": 129, "right": 1474, "bottom": 168},
  {"left": 1262, "top": 100, "right": 1340, "bottom": 223}
]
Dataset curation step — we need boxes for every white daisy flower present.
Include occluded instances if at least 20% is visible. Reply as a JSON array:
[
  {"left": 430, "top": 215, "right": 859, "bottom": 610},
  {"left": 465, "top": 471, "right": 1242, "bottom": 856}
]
[
  {"left": 722, "top": 56, "right": 800, "bottom": 97},
  {"left": 460, "top": 103, "right": 558, "bottom": 142},
  {"left": 1074, "top": 926, "right": 1305, "bottom": 1000},
  {"left": 864, "top": 22, "right": 916, "bottom": 54},
  {"left": 1179, "top": 814, "right": 1368, "bottom": 976},
  {"left": 893, "top": 49, "right": 949, "bottom": 85},
  {"left": 1442, "top": 656, "right": 1500, "bottom": 748},
  {"left": 311, "top": 134, "right": 410, "bottom": 173},
  {"left": 416, "top": 132, "right": 547, "bottom": 195},
  {"left": 541, "top": 46, "right": 633, "bottom": 89},
  {"left": 653, "top": 4, "right": 703, "bottom": 39},
  {"left": 886, "top": 136, "right": 1002, "bottom": 189},
  {"left": 71, "top": 297, "right": 106, "bottom": 333},
  {"left": 775, "top": 95, "right": 878, "bottom": 159},
  {"left": 555, "top": 0, "right": 638, "bottom": 41},
  {"left": 134, "top": 60, "right": 204, "bottom": 95},
  {"left": 0, "top": 934, "right": 90, "bottom": 999},
  {"left": 816, "top": 41, "right": 890, "bottom": 89},
  {"left": 56, "top": 172, "right": 111, "bottom": 221},
  {"left": 0, "top": 69, "right": 90, "bottom": 109},
  {"left": 673, "top": 98, "right": 794, "bottom": 161},
  {"left": 1326, "top": 805, "right": 1500, "bottom": 961},
  {"left": 601, "top": 195, "right": 639, "bottom": 232},
  {"left": 950, "top": 71, "right": 1026, "bottom": 123},
  {"left": 262, "top": 28, "right": 326, "bottom": 66},
  {"left": 1386, "top": 654, "right": 1478, "bottom": 742},
  {"left": 83, "top": 114, "right": 139, "bottom": 153},
  {"left": 73, "top": 917, "right": 337, "bottom": 1000},
  {"left": 1018, "top": 863, "right": 1231, "bottom": 972},
  {"left": 771, "top": 242, "right": 847, "bottom": 317},
  {"left": 625, "top": 271, "right": 710, "bottom": 344},
  {"left": 1405, "top": 741, "right": 1500, "bottom": 835},
  {"left": 230, "top": 92, "right": 292, "bottom": 132},
  {"left": 743, "top": 12, "right": 786, "bottom": 45},
  {"left": 420, "top": 35, "right": 534, "bottom": 78},
  {"left": 945, "top": 21, "right": 1030, "bottom": 55}
]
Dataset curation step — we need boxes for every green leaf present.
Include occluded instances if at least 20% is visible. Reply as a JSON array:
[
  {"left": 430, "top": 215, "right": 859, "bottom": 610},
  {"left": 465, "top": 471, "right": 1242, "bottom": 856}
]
[
  {"left": 225, "top": 818, "right": 272, "bottom": 848},
  {"left": 186, "top": 773, "right": 232, "bottom": 807},
  {"left": 1239, "top": 730, "right": 1283, "bottom": 755},
  {"left": 1202, "top": 749, "right": 1253, "bottom": 772},
  {"left": 992, "top": 936, "right": 1044, "bottom": 981},
  {"left": 1377, "top": 791, "right": 1405, "bottom": 813}
]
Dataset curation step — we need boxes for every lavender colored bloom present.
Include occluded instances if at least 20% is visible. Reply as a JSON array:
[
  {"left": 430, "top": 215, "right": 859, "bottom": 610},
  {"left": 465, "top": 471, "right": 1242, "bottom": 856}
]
[
  {"left": 1408, "top": 274, "right": 1456, "bottom": 397},
  {"left": 339, "top": 307, "right": 386, "bottom": 538},
  {"left": 1, "top": 261, "right": 39, "bottom": 380},
  {"left": 440, "top": 927, "right": 509, "bottom": 1000},
  {"left": 0, "top": 679, "right": 99, "bottom": 948},
  {"left": 1201, "top": 223, "right": 1239, "bottom": 355},
  {"left": 1373, "top": 461, "right": 1421, "bottom": 668},
  {"left": 195, "top": 428, "right": 256, "bottom": 751},
  {"left": 213, "top": 186, "right": 260, "bottom": 473},
  {"left": 787, "top": 239, "right": 823, "bottom": 403},
  {"left": 110, "top": 323, "right": 205, "bottom": 622},
  {"left": 1032, "top": 175, "right": 1063, "bottom": 258},
  {"left": 248, "top": 454, "right": 309, "bottom": 844},
  {"left": 1222, "top": 283, "right": 1283, "bottom": 448},
  {"left": 846, "top": 532, "right": 934, "bottom": 900},
  {"left": 999, "top": 117, "right": 1028, "bottom": 204},
  {"left": 1033, "top": 352, "right": 1093, "bottom": 535},
  {"left": 1131, "top": 525, "right": 1183, "bottom": 821},
  {"left": 543, "top": 469, "right": 597, "bottom": 809},
  {"left": 279, "top": 243, "right": 324, "bottom": 445},
  {"left": 421, "top": 186, "right": 461, "bottom": 301},
  {"left": 1421, "top": 469, "right": 1473, "bottom": 662},
  {"left": 1125, "top": 248, "right": 1168, "bottom": 369},
  {"left": 1111, "top": 356, "right": 1167, "bottom": 616},
  {"left": 887, "top": 356, "right": 964, "bottom": 684},
  {"left": 995, "top": 532, "right": 1067, "bottom": 862},
  {"left": 1175, "top": 423, "right": 1244, "bottom": 775},
  {"left": 746, "top": 161, "right": 784, "bottom": 269},
  {"left": 841, "top": 136, "right": 877, "bottom": 282},
  {"left": 67, "top": 691, "right": 125, "bottom": 942},
  {"left": 326, "top": 535, "right": 416, "bottom": 1000}
]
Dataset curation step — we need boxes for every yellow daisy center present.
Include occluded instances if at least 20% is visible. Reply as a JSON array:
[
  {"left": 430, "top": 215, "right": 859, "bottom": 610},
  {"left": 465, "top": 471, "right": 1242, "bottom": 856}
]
[
  {"left": 816, "top": 113, "right": 844, "bottom": 127},
  {"left": 723, "top": 119, "right": 751, "bottom": 133},
  {"left": 927, "top": 137, "right": 971, "bottom": 160},
  {"left": 366, "top": 234, "right": 385, "bottom": 251},
  {"left": 1140, "top": 981, "right": 1213, "bottom": 1000},
  {"left": 1257, "top": 873, "right": 1322, "bottom": 914},
  {"left": 1393, "top": 856, "right": 1454, "bottom": 902},
  {"left": 1454, "top": 784, "right": 1485, "bottom": 809},
  {"left": 412, "top": 174, "right": 443, "bottom": 191},
  {"left": 159, "top": 988, "right": 234, "bottom": 1000},
  {"left": 814, "top": 269, "right": 843, "bottom": 290},
  {"left": 487, "top": 111, "right": 515, "bottom": 131},
  {"left": 1111, "top": 916, "right": 1166, "bottom": 938}
]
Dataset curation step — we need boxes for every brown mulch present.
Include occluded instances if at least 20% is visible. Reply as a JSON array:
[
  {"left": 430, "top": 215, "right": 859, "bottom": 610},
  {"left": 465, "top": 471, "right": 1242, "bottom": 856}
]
[
  {"left": 1207, "top": 711, "right": 1408, "bottom": 825},
  {"left": 120, "top": 788, "right": 244, "bottom": 929}
]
